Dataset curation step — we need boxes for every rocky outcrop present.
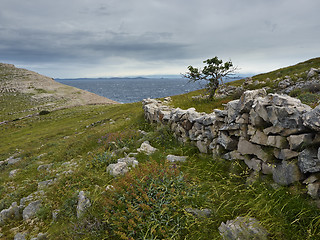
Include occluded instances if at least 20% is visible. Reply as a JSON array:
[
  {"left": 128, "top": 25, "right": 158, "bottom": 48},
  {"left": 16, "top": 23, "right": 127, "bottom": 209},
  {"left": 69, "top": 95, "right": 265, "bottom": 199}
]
[{"left": 143, "top": 89, "right": 320, "bottom": 199}]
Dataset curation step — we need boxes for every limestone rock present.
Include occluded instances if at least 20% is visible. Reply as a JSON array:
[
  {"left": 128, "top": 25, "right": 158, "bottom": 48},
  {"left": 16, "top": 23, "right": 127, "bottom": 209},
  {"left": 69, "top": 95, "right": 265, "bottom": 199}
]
[
  {"left": 261, "top": 162, "right": 275, "bottom": 175},
  {"left": 219, "top": 217, "right": 268, "bottom": 240},
  {"left": 107, "top": 162, "right": 128, "bottom": 176},
  {"left": 250, "top": 130, "right": 268, "bottom": 146},
  {"left": 14, "top": 232, "right": 27, "bottom": 240},
  {"left": 23, "top": 200, "right": 42, "bottom": 221},
  {"left": 266, "top": 135, "right": 288, "bottom": 149},
  {"left": 303, "top": 105, "right": 320, "bottom": 131},
  {"left": 166, "top": 155, "right": 188, "bottom": 163},
  {"left": 37, "top": 163, "right": 53, "bottom": 171},
  {"left": 117, "top": 156, "right": 139, "bottom": 167},
  {"left": 197, "top": 140, "right": 208, "bottom": 153},
  {"left": 244, "top": 158, "right": 262, "bottom": 172},
  {"left": 307, "top": 182, "right": 320, "bottom": 199},
  {"left": 237, "top": 138, "right": 270, "bottom": 162},
  {"left": 273, "top": 161, "right": 303, "bottom": 185},
  {"left": 298, "top": 148, "right": 320, "bottom": 173},
  {"left": 6, "top": 156, "right": 21, "bottom": 165},
  {"left": 30, "top": 232, "right": 47, "bottom": 240},
  {"left": 287, "top": 133, "right": 314, "bottom": 151},
  {"left": 274, "top": 149, "right": 299, "bottom": 160},
  {"left": 217, "top": 131, "right": 238, "bottom": 150},
  {"left": 77, "top": 191, "right": 91, "bottom": 219},
  {"left": 137, "top": 141, "right": 157, "bottom": 155},
  {"left": 9, "top": 169, "right": 19, "bottom": 178},
  {"left": 226, "top": 100, "right": 240, "bottom": 123},
  {"left": 0, "top": 202, "right": 20, "bottom": 226},
  {"left": 238, "top": 89, "right": 267, "bottom": 113},
  {"left": 185, "top": 208, "right": 211, "bottom": 218}
]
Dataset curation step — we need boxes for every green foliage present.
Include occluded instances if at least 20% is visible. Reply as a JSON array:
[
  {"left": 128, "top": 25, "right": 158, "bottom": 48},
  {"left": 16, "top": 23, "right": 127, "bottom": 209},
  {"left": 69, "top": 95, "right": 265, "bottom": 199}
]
[
  {"left": 183, "top": 56, "right": 236, "bottom": 99},
  {"left": 104, "top": 161, "right": 202, "bottom": 239}
]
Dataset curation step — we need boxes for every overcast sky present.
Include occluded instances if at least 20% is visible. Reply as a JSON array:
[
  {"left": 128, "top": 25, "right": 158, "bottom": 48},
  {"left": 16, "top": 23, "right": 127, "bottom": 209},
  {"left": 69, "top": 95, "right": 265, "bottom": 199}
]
[{"left": 0, "top": 0, "right": 319, "bottom": 78}]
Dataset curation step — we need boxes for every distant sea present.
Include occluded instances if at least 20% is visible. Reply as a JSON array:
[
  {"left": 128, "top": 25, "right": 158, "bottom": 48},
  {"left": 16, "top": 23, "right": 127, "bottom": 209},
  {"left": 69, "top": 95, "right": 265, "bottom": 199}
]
[{"left": 56, "top": 76, "right": 245, "bottom": 103}]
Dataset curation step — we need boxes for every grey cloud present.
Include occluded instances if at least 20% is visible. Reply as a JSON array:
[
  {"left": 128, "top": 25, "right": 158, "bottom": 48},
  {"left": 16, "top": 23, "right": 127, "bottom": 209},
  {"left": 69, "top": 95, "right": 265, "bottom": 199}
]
[{"left": 0, "top": 0, "right": 319, "bottom": 77}]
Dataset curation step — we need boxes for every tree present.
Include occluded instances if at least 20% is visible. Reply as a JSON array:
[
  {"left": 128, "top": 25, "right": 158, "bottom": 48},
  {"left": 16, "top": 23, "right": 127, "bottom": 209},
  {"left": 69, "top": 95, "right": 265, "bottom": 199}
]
[{"left": 183, "top": 56, "right": 237, "bottom": 99}]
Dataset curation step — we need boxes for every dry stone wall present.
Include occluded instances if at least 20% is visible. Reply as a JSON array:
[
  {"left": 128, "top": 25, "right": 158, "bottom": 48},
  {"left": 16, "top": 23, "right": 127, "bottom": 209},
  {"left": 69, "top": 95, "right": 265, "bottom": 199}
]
[{"left": 143, "top": 90, "right": 320, "bottom": 199}]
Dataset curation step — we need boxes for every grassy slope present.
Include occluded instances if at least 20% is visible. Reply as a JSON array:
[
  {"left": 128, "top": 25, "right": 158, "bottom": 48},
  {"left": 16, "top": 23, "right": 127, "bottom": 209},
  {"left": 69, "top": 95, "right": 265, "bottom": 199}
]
[{"left": 1, "top": 58, "right": 320, "bottom": 239}]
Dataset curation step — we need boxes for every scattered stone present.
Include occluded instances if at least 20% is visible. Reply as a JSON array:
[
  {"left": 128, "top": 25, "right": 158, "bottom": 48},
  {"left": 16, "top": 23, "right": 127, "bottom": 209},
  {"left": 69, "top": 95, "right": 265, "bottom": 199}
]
[
  {"left": 52, "top": 209, "right": 60, "bottom": 221},
  {"left": 137, "top": 141, "right": 157, "bottom": 155},
  {"left": 105, "top": 185, "right": 115, "bottom": 191},
  {"left": 298, "top": 148, "right": 320, "bottom": 173},
  {"left": 117, "top": 156, "right": 139, "bottom": 167},
  {"left": 107, "top": 162, "right": 128, "bottom": 176},
  {"left": 219, "top": 217, "right": 269, "bottom": 240},
  {"left": 0, "top": 202, "right": 20, "bottom": 226},
  {"left": 37, "top": 163, "right": 53, "bottom": 171},
  {"left": 30, "top": 232, "right": 47, "bottom": 240},
  {"left": 273, "top": 161, "right": 303, "bottom": 186},
  {"left": 14, "top": 232, "right": 27, "bottom": 240},
  {"left": 38, "top": 179, "right": 55, "bottom": 190},
  {"left": 6, "top": 156, "right": 21, "bottom": 165},
  {"left": 9, "top": 169, "right": 19, "bottom": 178},
  {"left": 23, "top": 200, "right": 42, "bottom": 221},
  {"left": 185, "top": 208, "right": 211, "bottom": 218},
  {"left": 166, "top": 155, "right": 188, "bottom": 162},
  {"left": 77, "top": 191, "right": 91, "bottom": 219}
]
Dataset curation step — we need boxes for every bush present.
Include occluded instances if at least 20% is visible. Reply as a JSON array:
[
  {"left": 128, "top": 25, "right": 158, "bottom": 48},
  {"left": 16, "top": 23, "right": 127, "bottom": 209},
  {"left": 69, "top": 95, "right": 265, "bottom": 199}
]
[{"left": 104, "top": 161, "right": 201, "bottom": 239}]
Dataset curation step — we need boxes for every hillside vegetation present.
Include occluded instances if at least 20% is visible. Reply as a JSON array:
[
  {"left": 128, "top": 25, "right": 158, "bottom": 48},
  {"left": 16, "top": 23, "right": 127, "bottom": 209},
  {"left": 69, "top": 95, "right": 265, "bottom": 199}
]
[{"left": 1, "top": 58, "right": 320, "bottom": 239}]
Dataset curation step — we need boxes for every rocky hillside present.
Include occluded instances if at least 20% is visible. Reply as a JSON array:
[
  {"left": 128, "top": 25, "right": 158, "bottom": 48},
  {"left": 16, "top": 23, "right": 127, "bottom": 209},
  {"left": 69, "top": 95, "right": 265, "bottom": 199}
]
[{"left": 0, "top": 63, "right": 118, "bottom": 122}]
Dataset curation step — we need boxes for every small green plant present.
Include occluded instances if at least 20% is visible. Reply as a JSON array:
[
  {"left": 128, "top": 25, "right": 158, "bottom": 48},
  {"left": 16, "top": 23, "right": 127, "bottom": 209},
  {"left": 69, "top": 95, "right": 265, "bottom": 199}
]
[{"left": 104, "top": 161, "right": 202, "bottom": 239}]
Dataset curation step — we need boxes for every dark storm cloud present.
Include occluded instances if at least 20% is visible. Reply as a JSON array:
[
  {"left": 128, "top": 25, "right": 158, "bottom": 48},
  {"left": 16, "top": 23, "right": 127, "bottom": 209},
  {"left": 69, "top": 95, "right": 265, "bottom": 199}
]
[{"left": 0, "top": 0, "right": 320, "bottom": 77}]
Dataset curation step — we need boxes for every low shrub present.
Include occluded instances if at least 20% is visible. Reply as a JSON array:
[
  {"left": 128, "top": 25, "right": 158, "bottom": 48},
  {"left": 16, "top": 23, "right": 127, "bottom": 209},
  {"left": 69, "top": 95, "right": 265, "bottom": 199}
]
[{"left": 104, "top": 161, "right": 202, "bottom": 239}]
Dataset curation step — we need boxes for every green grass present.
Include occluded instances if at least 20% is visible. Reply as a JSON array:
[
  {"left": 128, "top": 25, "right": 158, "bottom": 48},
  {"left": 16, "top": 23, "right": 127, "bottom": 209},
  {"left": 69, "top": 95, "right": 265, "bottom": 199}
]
[{"left": 1, "top": 57, "right": 320, "bottom": 239}]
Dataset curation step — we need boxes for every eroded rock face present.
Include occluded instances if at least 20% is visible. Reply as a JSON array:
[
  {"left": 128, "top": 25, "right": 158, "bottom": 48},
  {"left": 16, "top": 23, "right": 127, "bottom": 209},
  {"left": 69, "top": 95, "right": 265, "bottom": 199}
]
[{"left": 219, "top": 217, "right": 269, "bottom": 240}]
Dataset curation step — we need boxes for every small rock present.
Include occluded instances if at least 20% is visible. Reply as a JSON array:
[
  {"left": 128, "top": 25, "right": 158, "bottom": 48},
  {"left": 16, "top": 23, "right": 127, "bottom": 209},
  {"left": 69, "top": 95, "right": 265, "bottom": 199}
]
[
  {"left": 117, "top": 156, "right": 139, "bottom": 167},
  {"left": 105, "top": 185, "right": 115, "bottom": 191},
  {"left": 14, "top": 232, "right": 27, "bottom": 240},
  {"left": 166, "top": 155, "right": 188, "bottom": 163},
  {"left": 77, "top": 191, "right": 91, "bottom": 219},
  {"left": 185, "top": 208, "right": 211, "bottom": 218},
  {"left": 30, "top": 232, "right": 47, "bottom": 240},
  {"left": 137, "top": 141, "right": 157, "bottom": 155},
  {"left": 38, "top": 179, "right": 55, "bottom": 189},
  {"left": 219, "top": 217, "right": 269, "bottom": 240},
  {"left": 37, "top": 163, "right": 53, "bottom": 171},
  {"left": 107, "top": 162, "right": 128, "bottom": 176},
  {"left": 9, "top": 169, "right": 19, "bottom": 178},
  {"left": 23, "top": 200, "right": 42, "bottom": 221},
  {"left": 307, "top": 182, "right": 320, "bottom": 199},
  {"left": 6, "top": 156, "right": 21, "bottom": 165}
]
